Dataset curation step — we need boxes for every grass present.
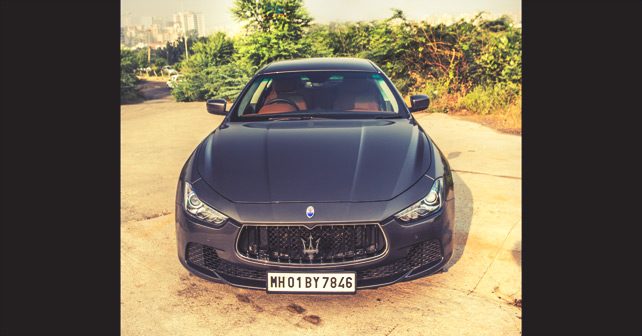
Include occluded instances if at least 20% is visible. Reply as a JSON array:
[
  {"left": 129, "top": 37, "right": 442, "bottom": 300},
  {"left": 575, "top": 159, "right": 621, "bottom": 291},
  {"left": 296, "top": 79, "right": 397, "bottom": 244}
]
[
  {"left": 450, "top": 99, "right": 521, "bottom": 135},
  {"left": 410, "top": 81, "right": 522, "bottom": 135}
]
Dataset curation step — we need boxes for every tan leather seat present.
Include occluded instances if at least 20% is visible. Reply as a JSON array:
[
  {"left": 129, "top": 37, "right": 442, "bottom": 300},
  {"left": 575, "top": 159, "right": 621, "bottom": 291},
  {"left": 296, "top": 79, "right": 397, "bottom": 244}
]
[
  {"left": 258, "top": 78, "right": 307, "bottom": 114},
  {"left": 333, "top": 79, "right": 381, "bottom": 112}
]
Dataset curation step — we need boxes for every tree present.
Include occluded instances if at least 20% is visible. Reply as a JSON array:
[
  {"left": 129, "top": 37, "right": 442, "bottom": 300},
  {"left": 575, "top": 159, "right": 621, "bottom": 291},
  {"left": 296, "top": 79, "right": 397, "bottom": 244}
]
[
  {"left": 323, "top": 22, "right": 374, "bottom": 56},
  {"left": 232, "top": 0, "right": 313, "bottom": 66},
  {"left": 232, "top": 0, "right": 311, "bottom": 34},
  {"left": 154, "top": 36, "right": 205, "bottom": 66},
  {"left": 355, "top": 10, "right": 419, "bottom": 93},
  {"left": 171, "top": 32, "right": 254, "bottom": 102},
  {"left": 182, "top": 32, "right": 235, "bottom": 70}
]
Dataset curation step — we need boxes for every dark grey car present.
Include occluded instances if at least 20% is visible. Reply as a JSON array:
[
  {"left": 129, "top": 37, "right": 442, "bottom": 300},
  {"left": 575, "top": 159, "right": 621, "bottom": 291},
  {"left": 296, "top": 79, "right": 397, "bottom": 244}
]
[{"left": 176, "top": 58, "right": 454, "bottom": 293}]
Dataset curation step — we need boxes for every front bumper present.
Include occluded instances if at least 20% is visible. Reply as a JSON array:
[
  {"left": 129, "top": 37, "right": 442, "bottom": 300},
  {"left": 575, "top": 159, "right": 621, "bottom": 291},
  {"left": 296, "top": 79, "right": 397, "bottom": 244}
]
[{"left": 175, "top": 198, "right": 454, "bottom": 290}]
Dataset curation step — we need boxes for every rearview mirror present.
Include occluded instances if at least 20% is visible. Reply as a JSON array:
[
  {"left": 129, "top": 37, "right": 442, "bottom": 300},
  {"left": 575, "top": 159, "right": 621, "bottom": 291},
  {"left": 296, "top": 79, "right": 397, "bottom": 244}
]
[
  {"left": 409, "top": 94, "right": 430, "bottom": 112},
  {"left": 206, "top": 99, "right": 227, "bottom": 115}
]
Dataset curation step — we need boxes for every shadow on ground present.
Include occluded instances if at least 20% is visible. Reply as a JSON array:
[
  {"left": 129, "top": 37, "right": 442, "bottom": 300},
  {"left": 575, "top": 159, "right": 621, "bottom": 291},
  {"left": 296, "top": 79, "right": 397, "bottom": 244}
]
[
  {"left": 511, "top": 241, "right": 521, "bottom": 267},
  {"left": 445, "top": 172, "right": 473, "bottom": 269}
]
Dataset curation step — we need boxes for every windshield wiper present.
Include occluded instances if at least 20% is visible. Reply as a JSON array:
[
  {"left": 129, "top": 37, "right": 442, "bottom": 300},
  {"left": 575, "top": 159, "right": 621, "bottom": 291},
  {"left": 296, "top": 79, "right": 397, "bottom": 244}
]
[
  {"left": 374, "top": 115, "right": 403, "bottom": 119},
  {"left": 268, "top": 116, "right": 330, "bottom": 121}
]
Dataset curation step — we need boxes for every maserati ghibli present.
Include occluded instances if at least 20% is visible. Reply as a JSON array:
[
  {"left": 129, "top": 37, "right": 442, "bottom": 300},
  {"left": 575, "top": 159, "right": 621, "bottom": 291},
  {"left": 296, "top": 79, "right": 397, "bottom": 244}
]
[{"left": 175, "top": 58, "right": 455, "bottom": 293}]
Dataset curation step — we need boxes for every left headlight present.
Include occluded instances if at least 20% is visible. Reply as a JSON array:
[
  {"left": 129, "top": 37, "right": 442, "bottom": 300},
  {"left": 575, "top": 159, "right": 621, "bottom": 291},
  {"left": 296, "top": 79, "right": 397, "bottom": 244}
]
[
  {"left": 395, "top": 177, "right": 444, "bottom": 222},
  {"left": 184, "top": 182, "right": 228, "bottom": 225}
]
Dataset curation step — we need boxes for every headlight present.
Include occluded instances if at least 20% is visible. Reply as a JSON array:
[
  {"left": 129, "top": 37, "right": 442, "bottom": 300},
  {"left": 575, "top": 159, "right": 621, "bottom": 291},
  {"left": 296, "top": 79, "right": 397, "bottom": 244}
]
[
  {"left": 395, "top": 177, "right": 443, "bottom": 222},
  {"left": 184, "top": 182, "right": 228, "bottom": 225}
]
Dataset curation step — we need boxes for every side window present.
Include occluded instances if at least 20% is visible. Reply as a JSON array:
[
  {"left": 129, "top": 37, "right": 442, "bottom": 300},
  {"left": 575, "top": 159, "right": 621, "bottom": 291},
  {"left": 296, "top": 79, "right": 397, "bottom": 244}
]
[{"left": 373, "top": 76, "right": 399, "bottom": 112}]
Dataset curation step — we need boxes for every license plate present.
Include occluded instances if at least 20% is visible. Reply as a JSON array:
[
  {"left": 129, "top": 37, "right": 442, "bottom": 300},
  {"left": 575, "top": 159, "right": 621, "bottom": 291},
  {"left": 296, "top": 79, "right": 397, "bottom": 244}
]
[{"left": 266, "top": 272, "right": 356, "bottom": 294}]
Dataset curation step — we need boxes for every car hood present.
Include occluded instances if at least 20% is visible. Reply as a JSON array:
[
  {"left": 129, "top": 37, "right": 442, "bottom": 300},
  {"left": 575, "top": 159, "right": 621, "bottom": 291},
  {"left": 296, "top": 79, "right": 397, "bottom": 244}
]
[{"left": 196, "top": 119, "right": 432, "bottom": 203}]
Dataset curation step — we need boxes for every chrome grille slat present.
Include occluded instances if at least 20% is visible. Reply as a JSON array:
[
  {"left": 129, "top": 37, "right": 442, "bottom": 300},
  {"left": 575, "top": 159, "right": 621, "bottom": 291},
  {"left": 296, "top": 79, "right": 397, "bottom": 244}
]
[{"left": 236, "top": 224, "right": 387, "bottom": 265}]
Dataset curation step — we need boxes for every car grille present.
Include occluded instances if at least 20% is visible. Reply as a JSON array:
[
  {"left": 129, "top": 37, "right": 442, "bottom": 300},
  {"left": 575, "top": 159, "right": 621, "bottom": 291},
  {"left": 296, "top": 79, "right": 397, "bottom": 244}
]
[
  {"left": 186, "top": 240, "right": 443, "bottom": 283},
  {"left": 236, "top": 224, "right": 387, "bottom": 265}
]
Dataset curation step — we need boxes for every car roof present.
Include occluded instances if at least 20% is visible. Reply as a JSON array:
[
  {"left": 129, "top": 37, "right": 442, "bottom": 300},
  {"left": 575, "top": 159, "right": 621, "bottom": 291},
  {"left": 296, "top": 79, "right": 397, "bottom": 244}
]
[{"left": 257, "top": 57, "right": 379, "bottom": 75}]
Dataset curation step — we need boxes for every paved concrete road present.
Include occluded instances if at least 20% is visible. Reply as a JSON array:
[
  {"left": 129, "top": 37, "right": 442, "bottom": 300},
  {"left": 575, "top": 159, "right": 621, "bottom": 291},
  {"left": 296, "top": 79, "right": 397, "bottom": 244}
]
[{"left": 121, "top": 97, "right": 522, "bottom": 335}]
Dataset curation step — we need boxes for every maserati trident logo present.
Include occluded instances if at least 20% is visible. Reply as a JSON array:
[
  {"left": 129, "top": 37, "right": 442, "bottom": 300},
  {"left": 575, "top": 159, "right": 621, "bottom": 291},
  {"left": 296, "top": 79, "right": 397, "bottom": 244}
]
[
  {"left": 306, "top": 206, "right": 315, "bottom": 218},
  {"left": 301, "top": 234, "right": 320, "bottom": 261}
]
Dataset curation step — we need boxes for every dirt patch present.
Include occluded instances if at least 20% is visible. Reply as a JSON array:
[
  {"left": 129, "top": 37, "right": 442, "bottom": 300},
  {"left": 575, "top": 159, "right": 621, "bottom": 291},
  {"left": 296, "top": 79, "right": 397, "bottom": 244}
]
[
  {"left": 177, "top": 283, "right": 208, "bottom": 299},
  {"left": 235, "top": 294, "right": 265, "bottom": 312},
  {"left": 385, "top": 324, "right": 400, "bottom": 336},
  {"left": 134, "top": 79, "right": 173, "bottom": 101},
  {"left": 448, "top": 110, "right": 522, "bottom": 135},
  {"left": 287, "top": 303, "right": 306, "bottom": 314},
  {"left": 124, "top": 77, "right": 171, "bottom": 104},
  {"left": 302, "top": 315, "right": 321, "bottom": 325},
  {"left": 140, "top": 209, "right": 172, "bottom": 220},
  {"left": 236, "top": 294, "right": 251, "bottom": 303},
  {"left": 492, "top": 285, "right": 523, "bottom": 310}
]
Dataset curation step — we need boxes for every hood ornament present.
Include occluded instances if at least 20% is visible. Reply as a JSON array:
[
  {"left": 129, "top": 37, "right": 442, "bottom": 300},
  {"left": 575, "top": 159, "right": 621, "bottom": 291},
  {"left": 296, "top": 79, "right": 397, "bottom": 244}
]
[
  {"left": 301, "top": 234, "right": 320, "bottom": 261},
  {"left": 306, "top": 206, "right": 315, "bottom": 218}
]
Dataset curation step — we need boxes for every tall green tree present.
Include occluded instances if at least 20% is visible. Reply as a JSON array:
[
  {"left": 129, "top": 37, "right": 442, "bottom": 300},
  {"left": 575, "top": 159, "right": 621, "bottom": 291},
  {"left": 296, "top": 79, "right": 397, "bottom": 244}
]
[
  {"left": 153, "top": 36, "right": 205, "bottom": 67},
  {"left": 232, "top": 0, "right": 312, "bottom": 66}
]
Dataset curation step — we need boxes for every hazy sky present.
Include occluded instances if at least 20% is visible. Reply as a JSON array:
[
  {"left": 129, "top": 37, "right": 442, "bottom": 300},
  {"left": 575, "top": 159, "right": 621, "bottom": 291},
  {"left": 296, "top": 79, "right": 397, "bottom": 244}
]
[{"left": 121, "top": 0, "right": 521, "bottom": 35}]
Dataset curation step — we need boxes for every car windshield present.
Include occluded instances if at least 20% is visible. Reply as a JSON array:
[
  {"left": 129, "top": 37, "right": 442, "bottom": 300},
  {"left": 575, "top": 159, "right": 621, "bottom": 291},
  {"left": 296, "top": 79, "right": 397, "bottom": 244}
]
[{"left": 232, "top": 71, "right": 405, "bottom": 120}]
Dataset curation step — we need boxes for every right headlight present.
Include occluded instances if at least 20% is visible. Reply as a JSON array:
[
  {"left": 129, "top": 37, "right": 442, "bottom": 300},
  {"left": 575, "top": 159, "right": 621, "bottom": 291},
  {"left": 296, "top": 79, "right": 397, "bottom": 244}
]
[
  {"left": 395, "top": 177, "right": 443, "bottom": 222},
  {"left": 183, "top": 182, "right": 228, "bottom": 225}
]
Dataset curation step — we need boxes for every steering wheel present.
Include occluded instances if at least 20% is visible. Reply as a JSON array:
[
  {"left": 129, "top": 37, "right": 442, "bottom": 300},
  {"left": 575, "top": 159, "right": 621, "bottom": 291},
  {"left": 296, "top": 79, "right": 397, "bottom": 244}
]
[{"left": 264, "top": 98, "right": 300, "bottom": 111}]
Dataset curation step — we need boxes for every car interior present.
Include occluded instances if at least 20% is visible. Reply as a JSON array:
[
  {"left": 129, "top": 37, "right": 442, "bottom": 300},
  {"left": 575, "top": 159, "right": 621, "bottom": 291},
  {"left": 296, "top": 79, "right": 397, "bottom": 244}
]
[{"left": 238, "top": 73, "right": 399, "bottom": 116}]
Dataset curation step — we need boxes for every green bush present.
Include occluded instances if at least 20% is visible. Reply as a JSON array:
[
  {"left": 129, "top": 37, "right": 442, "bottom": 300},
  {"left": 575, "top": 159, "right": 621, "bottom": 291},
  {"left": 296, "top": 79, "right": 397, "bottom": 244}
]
[
  {"left": 183, "top": 32, "right": 235, "bottom": 70},
  {"left": 422, "top": 78, "right": 451, "bottom": 102},
  {"left": 170, "top": 32, "right": 255, "bottom": 102},
  {"left": 477, "top": 31, "right": 521, "bottom": 85},
  {"left": 120, "top": 48, "right": 141, "bottom": 103},
  {"left": 158, "top": 4, "right": 521, "bottom": 112},
  {"left": 120, "top": 72, "right": 139, "bottom": 102},
  {"left": 458, "top": 82, "right": 521, "bottom": 115},
  {"left": 171, "top": 60, "right": 255, "bottom": 102}
]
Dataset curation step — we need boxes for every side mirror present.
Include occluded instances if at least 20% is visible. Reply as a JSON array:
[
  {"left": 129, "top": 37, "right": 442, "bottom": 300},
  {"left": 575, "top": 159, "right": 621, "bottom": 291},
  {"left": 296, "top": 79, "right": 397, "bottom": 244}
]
[
  {"left": 206, "top": 99, "right": 227, "bottom": 115},
  {"left": 409, "top": 94, "right": 430, "bottom": 112}
]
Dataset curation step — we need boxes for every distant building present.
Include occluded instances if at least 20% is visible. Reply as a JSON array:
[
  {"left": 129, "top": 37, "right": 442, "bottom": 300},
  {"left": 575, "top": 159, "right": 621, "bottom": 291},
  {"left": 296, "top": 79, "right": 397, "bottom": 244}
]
[
  {"left": 120, "top": 11, "right": 206, "bottom": 48},
  {"left": 140, "top": 16, "right": 153, "bottom": 27},
  {"left": 173, "top": 11, "right": 205, "bottom": 37},
  {"left": 152, "top": 17, "right": 166, "bottom": 28}
]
